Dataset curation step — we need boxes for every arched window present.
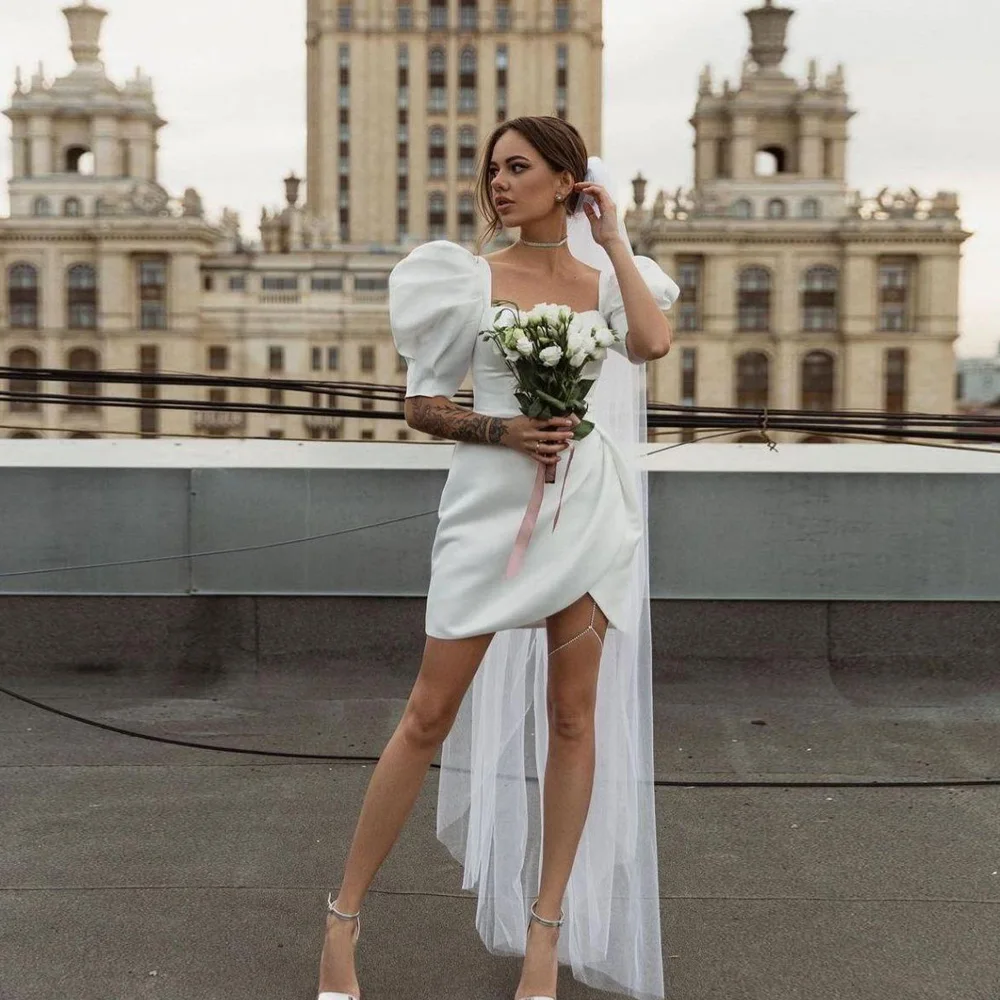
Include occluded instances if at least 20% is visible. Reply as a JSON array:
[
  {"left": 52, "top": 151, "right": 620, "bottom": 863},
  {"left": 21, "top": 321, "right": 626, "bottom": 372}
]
[
  {"left": 33, "top": 196, "right": 52, "bottom": 217},
  {"left": 8, "top": 263, "right": 39, "bottom": 329},
  {"left": 736, "top": 352, "right": 770, "bottom": 409},
  {"left": 459, "top": 46, "right": 478, "bottom": 111},
  {"left": 429, "top": 126, "right": 447, "bottom": 178},
  {"left": 66, "top": 347, "right": 101, "bottom": 408},
  {"left": 801, "top": 198, "right": 821, "bottom": 219},
  {"left": 68, "top": 432, "right": 99, "bottom": 439},
  {"left": 9, "top": 431, "right": 41, "bottom": 439},
  {"left": 767, "top": 198, "right": 787, "bottom": 219},
  {"left": 7, "top": 347, "right": 41, "bottom": 413},
  {"left": 428, "top": 47, "right": 447, "bottom": 112},
  {"left": 800, "top": 435, "right": 832, "bottom": 444},
  {"left": 458, "top": 126, "right": 477, "bottom": 177},
  {"left": 731, "top": 199, "right": 753, "bottom": 219},
  {"left": 802, "top": 266, "right": 839, "bottom": 331},
  {"left": 458, "top": 192, "right": 476, "bottom": 243},
  {"left": 755, "top": 145, "right": 787, "bottom": 175},
  {"left": 67, "top": 264, "right": 98, "bottom": 329},
  {"left": 737, "top": 267, "right": 771, "bottom": 332},
  {"left": 801, "top": 351, "right": 835, "bottom": 410},
  {"left": 428, "top": 191, "right": 447, "bottom": 240},
  {"left": 459, "top": 0, "right": 478, "bottom": 30},
  {"left": 63, "top": 197, "right": 83, "bottom": 217},
  {"left": 66, "top": 146, "right": 94, "bottom": 174}
]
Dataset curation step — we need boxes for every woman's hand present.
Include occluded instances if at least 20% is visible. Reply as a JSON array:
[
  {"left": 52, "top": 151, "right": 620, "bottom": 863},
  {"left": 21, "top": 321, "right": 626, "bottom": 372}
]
[
  {"left": 574, "top": 181, "right": 624, "bottom": 250},
  {"left": 502, "top": 415, "right": 577, "bottom": 469}
]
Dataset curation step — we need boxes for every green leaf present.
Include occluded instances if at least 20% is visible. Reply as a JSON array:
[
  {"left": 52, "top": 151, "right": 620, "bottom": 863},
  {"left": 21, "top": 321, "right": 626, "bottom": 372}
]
[{"left": 573, "top": 419, "right": 595, "bottom": 439}]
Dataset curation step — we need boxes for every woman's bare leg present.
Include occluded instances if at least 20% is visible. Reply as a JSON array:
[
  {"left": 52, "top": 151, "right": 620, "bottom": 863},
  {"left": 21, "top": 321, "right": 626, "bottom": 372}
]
[
  {"left": 317, "top": 631, "right": 495, "bottom": 997},
  {"left": 515, "top": 593, "right": 608, "bottom": 1000}
]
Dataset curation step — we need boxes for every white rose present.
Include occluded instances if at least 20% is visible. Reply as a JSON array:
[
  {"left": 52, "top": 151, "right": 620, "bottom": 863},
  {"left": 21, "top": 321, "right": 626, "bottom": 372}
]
[
  {"left": 538, "top": 345, "right": 563, "bottom": 367},
  {"left": 515, "top": 336, "right": 534, "bottom": 356},
  {"left": 593, "top": 326, "right": 616, "bottom": 349},
  {"left": 569, "top": 350, "right": 589, "bottom": 368},
  {"left": 566, "top": 316, "right": 592, "bottom": 353},
  {"left": 527, "top": 303, "right": 570, "bottom": 326}
]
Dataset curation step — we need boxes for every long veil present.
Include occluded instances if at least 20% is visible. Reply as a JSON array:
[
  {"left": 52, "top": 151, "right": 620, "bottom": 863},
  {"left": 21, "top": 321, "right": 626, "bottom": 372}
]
[{"left": 436, "top": 156, "right": 664, "bottom": 1000}]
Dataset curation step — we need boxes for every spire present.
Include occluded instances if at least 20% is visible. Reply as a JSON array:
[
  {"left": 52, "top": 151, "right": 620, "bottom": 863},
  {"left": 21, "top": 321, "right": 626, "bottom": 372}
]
[
  {"left": 744, "top": 0, "right": 794, "bottom": 73},
  {"left": 62, "top": 0, "right": 108, "bottom": 71}
]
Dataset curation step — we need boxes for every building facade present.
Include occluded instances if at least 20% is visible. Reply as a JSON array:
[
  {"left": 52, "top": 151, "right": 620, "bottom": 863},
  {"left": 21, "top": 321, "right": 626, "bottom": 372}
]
[
  {"left": 306, "top": 0, "right": 603, "bottom": 245},
  {"left": 625, "top": 0, "right": 970, "bottom": 443}
]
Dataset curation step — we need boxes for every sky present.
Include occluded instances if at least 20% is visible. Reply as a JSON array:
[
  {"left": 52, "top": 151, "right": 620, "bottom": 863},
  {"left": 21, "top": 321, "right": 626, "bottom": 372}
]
[{"left": 1, "top": 0, "right": 998, "bottom": 357}]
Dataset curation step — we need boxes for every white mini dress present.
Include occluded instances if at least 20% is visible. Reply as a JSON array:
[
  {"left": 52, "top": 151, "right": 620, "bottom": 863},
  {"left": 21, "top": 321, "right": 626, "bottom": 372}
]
[{"left": 388, "top": 240, "right": 678, "bottom": 641}]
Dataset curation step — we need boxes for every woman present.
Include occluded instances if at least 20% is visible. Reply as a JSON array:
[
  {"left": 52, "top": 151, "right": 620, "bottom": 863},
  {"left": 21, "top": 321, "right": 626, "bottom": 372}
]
[{"left": 317, "top": 116, "right": 678, "bottom": 1000}]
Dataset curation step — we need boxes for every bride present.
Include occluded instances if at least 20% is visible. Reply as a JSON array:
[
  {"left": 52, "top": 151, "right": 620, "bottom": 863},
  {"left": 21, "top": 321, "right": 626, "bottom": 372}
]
[{"left": 316, "top": 115, "right": 678, "bottom": 1000}]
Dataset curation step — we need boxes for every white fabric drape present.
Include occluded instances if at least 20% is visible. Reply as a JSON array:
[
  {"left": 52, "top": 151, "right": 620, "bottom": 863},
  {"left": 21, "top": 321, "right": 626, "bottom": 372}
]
[{"left": 436, "top": 156, "right": 665, "bottom": 1000}]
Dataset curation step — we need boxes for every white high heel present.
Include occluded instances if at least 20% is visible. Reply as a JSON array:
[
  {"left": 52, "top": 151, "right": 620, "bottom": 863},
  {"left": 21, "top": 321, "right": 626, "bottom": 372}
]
[
  {"left": 317, "top": 892, "right": 361, "bottom": 1000},
  {"left": 514, "top": 899, "right": 564, "bottom": 1000}
]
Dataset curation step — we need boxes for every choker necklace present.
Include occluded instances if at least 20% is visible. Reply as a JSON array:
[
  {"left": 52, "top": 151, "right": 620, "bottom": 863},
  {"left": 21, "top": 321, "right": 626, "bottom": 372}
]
[{"left": 518, "top": 236, "right": 568, "bottom": 249}]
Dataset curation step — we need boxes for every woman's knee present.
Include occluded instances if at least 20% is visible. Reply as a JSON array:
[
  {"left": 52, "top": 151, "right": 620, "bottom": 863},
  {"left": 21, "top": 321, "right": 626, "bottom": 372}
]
[
  {"left": 400, "top": 694, "right": 456, "bottom": 750},
  {"left": 547, "top": 696, "right": 595, "bottom": 742}
]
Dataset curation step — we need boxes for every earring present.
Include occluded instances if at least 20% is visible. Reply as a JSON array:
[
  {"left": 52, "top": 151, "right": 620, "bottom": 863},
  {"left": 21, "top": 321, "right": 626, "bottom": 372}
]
[{"left": 556, "top": 194, "right": 564, "bottom": 202}]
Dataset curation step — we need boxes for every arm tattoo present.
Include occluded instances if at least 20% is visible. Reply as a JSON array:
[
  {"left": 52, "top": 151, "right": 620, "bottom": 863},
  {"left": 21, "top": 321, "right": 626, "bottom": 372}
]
[{"left": 408, "top": 397, "right": 509, "bottom": 446}]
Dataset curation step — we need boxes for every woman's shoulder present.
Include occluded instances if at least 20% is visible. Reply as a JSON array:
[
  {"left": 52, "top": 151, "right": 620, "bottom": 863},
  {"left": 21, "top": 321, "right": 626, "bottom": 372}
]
[{"left": 391, "top": 239, "right": 482, "bottom": 283}]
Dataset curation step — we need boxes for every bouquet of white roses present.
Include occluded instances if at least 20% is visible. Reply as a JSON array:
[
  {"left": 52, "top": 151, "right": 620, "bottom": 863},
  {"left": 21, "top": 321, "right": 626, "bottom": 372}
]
[{"left": 481, "top": 303, "right": 624, "bottom": 483}]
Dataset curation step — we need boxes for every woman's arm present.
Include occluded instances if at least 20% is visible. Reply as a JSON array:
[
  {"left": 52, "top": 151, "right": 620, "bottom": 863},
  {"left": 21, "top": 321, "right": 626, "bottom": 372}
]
[
  {"left": 604, "top": 239, "right": 673, "bottom": 363},
  {"left": 405, "top": 396, "right": 508, "bottom": 444}
]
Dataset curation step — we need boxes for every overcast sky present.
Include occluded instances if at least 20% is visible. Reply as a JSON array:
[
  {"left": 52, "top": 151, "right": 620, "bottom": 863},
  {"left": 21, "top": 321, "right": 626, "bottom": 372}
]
[{"left": 1, "top": 0, "right": 997, "bottom": 356}]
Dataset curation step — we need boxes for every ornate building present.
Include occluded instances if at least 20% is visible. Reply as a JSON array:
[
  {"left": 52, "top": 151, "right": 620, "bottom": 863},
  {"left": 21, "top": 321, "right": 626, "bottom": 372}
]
[
  {"left": 625, "top": 0, "right": 970, "bottom": 443},
  {"left": 305, "top": 0, "right": 603, "bottom": 245}
]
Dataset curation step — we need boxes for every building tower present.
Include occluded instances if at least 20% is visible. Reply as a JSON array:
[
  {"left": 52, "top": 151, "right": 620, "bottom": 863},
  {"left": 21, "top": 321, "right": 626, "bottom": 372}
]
[
  {"left": 305, "top": 0, "right": 604, "bottom": 247},
  {"left": 625, "top": 0, "right": 969, "bottom": 440}
]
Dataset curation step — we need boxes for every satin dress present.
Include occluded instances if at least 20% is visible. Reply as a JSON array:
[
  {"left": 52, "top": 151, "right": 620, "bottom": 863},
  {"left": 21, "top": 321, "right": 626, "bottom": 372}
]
[{"left": 388, "top": 240, "right": 678, "bottom": 640}]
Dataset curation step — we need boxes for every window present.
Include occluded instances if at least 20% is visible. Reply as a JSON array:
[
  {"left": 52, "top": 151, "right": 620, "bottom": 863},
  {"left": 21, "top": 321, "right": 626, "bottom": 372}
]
[
  {"left": 67, "top": 264, "right": 98, "bottom": 330},
  {"left": 555, "top": 1, "right": 571, "bottom": 30},
  {"left": 676, "top": 256, "right": 702, "bottom": 332},
  {"left": 6, "top": 348, "right": 41, "bottom": 412},
  {"left": 262, "top": 275, "right": 299, "bottom": 291},
  {"left": 33, "top": 197, "right": 52, "bottom": 217},
  {"left": 736, "top": 352, "right": 770, "bottom": 409},
  {"left": 66, "top": 347, "right": 100, "bottom": 408},
  {"left": 715, "top": 139, "right": 731, "bottom": 179},
  {"left": 268, "top": 346, "right": 284, "bottom": 373},
  {"left": 496, "top": 44, "right": 509, "bottom": 119},
  {"left": 801, "top": 198, "right": 820, "bottom": 219},
  {"left": 429, "top": 126, "right": 447, "bottom": 177},
  {"left": 207, "top": 347, "right": 228, "bottom": 370},
  {"left": 555, "top": 44, "right": 568, "bottom": 117},
  {"left": 767, "top": 199, "right": 787, "bottom": 219},
  {"left": 737, "top": 267, "right": 771, "bottom": 332},
  {"left": 429, "top": 0, "right": 448, "bottom": 29},
  {"left": 731, "top": 199, "right": 753, "bottom": 219},
  {"left": 360, "top": 346, "right": 376, "bottom": 373},
  {"left": 138, "top": 345, "right": 160, "bottom": 436},
  {"left": 458, "top": 193, "right": 476, "bottom": 243},
  {"left": 64, "top": 197, "right": 82, "bottom": 217},
  {"left": 755, "top": 146, "right": 787, "bottom": 176},
  {"left": 458, "top": 126, "right": 477, "bottom": 177},
  {"left": 495, "top": 1, "right": 511, "bottom": 30},
  {"left": 428, "top": 47, "right": 447, "bottom": 112},
  {"left": 229, "top": 274, "right": 246, "bottom": 291},
  {"left": 680, "top": 347, "right": 697, "bottom": 442},
  {"left": 460, "top": 0, "right": 478, "bottom": 30},
  {"left": 397, "top": 3, "right": 412, "bottom": 29},
  {"left": 311, "top": 347, "right": 323, "bottom": 372},
  {"left": 311, "top": 275, "right": 343, "bottom": 292},
  {"left": 801, "top": 351, "right": 835, "bottom": 410},
  {"left": 338, "top": 3, "right": 352, "bottom": 29},
  {"left": 339, "top": 85, "right": 351, "bottom": 109},
  {"left": 355, "top": 276, "right": 388, "bottom": 292},
  {"left": 339, "top": 43, "right": 350, "bottom": 69},
  {"left": 203, "top": 274, "right": 214, "bottom": 292},
  {"left": 361, "top": 429, "right": 375, "bottom": 440},
  {"left": 8, "top": 263, "right": 39, "bottom": 329},
  {"left": 327, "top": 346, "right": 340, "bottom": 370},
  {"left": 397, "top": 429, "right": 411, "bottom": 441},
  {"left": 268, "top": 388, "right": 284, "bottom": 407},
  {"left": 429, "top": 191, "right": 447, "bottom": 240},
  {"left": 459, "top": 47, "right": 478, "bottom": 111},
  {"left": 138, "top": 257, "right": 167, "bottom": 330},
  {"left": 879, "top": 259, "right": 913, "bottom": 332},
  {"left": 802, "top": 266, "right": 838, "bottom": 331},
  {"left": 885, "top": 348, "right": 907, "bottom": 415}
]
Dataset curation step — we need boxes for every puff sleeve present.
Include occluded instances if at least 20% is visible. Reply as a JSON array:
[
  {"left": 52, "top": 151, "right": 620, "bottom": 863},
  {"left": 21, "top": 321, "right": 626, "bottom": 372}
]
[
  {"left": 602, "top": 256, "right": 680, "bottom": 363},
  {"left": 389, "top": 240, "right": 488, "bottom": 399}
]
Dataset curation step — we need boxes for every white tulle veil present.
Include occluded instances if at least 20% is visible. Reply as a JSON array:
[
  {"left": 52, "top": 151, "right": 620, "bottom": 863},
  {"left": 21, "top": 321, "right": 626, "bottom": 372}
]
[{"left": 436, "top": 156, "right": 664, "bottom": 1000}]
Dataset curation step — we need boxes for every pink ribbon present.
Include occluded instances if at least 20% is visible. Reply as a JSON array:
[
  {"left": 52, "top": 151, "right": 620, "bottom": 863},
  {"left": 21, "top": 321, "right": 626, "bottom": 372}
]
[{"left": 504, "top": 443, "right": 576, "bottom": 579}]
